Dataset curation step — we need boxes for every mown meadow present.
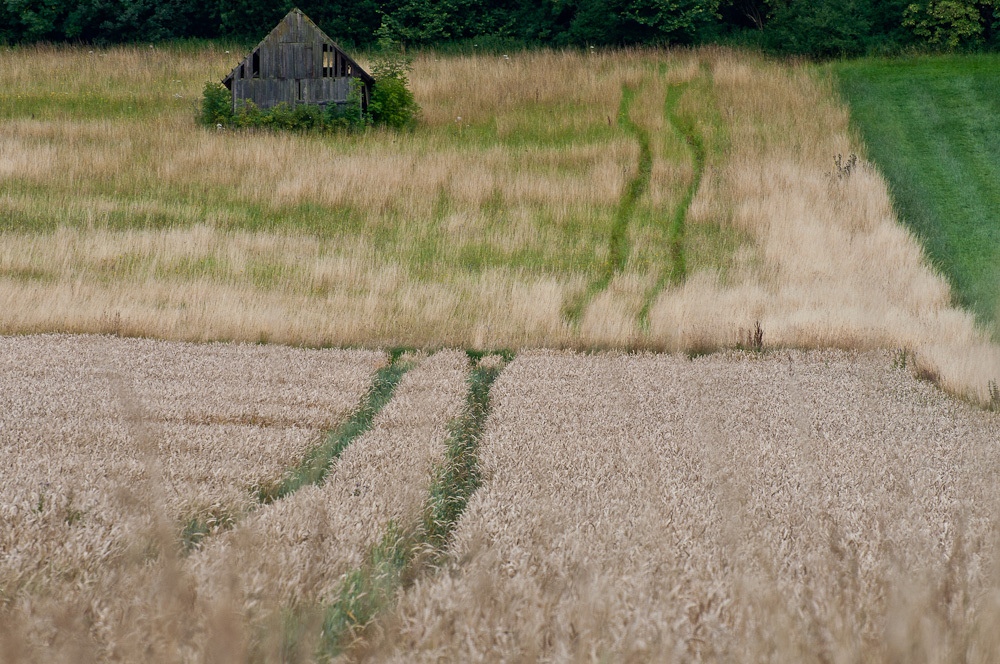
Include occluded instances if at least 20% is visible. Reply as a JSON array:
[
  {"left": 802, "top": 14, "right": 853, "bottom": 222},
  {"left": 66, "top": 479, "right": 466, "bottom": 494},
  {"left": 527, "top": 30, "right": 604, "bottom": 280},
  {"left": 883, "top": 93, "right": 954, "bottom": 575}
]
[{"left": 835, "top": 54, "right": 1000, "bottom": 332}]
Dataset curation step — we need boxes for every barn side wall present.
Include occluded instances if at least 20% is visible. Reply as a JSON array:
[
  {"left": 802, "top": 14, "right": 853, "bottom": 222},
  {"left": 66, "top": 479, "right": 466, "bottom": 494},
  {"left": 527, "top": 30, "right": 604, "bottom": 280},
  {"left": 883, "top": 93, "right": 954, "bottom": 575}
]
[{"left": 231, "top": 77, "right": 355, "bottom": 110}]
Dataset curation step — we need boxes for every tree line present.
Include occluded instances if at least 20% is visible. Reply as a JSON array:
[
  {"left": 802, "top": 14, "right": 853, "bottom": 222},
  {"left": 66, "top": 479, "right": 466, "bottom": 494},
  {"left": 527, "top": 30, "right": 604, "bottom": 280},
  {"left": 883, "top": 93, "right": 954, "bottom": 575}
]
[{"left": 2, "top": 0, "right": 998, "bottom": 56}]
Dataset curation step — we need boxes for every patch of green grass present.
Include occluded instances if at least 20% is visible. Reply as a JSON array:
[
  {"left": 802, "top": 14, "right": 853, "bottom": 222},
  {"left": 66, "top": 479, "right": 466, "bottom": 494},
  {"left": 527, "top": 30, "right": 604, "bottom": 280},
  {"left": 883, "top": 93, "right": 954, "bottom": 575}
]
[
  {"left": 0, "top": 266, "right": 54, "bottom": 283},
  {"left": 316, "top": 522, "right": 411, "bottom": 659},
  {"left": 638, "top": 81, "right": 706, "bottom": 329},
  {"left": 0, "top": 93, "right": 183, "bottom": 121},
  {"left": 180, "top": 506, "right": 236, "bottom": 553},
  {"left": 421, "top": 359, "right": 503, "bottom": 556},
  {"left": 315, "top": 355, "right": 507, "bottom": 659},
  {"left": 257, "top": 351, "right": 415, "bottom": 504},
  {"left": 564, "top": 84, "right": 652, "bottom": 324},
  {"left": 834, "top": 54, "right": 1000, "bottom": 330}
]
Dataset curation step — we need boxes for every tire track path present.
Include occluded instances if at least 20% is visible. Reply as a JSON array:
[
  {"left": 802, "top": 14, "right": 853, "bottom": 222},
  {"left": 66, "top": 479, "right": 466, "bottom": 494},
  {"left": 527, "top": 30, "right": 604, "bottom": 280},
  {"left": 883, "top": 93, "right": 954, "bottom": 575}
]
[
  {"left": 181, "top": 351, "right": 415, "bottom": 551},
  {"left": 564, "top": 85, "right": 652, "bottom": 325},
  {"left": 638, "top": 81, "right": 706, "bottom": 330}
]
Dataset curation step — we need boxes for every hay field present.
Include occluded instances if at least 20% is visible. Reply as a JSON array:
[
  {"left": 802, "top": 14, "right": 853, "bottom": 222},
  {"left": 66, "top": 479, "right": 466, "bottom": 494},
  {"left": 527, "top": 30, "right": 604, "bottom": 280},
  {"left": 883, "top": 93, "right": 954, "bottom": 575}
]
[
  {"left": 371, "top": 350, "right": 1000, "bottom": 662},
  {"left": 1, "top": 45, "right": 998, "bottom": 402}
]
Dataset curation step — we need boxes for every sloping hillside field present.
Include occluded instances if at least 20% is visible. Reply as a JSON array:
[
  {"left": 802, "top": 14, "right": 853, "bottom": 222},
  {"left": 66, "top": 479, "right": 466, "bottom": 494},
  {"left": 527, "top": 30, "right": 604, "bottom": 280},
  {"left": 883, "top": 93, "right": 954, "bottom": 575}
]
[
  {"left": 2, "top": 336, "right": 1000, "bottom": 661},
  {"left": 1, "top": 45, "right": 999, "bottom": 402}
]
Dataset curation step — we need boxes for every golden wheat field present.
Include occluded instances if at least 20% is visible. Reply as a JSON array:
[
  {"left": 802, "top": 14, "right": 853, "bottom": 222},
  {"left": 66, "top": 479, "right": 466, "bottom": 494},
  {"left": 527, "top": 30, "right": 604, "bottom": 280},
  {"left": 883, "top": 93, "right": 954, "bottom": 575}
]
[
  {"left": 3, "top": 336, "right": 1000, "bottom": 662},
  {"left": 371, "top": 350, "right": 1000, "bottom": 662},
  {"left": 4, "top": 41, "right": 1000, "bottom": 663}
]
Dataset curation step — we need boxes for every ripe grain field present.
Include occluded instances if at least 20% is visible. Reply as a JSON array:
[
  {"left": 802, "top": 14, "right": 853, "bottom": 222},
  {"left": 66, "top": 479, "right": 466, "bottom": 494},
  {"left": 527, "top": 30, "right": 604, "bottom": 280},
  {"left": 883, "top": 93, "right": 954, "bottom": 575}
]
[
  {"left": 6, "top": 337, "right": 1000, "bottom": 662},
  {"left": 0, "top": 335, "right": 386, "bottom": 658},
  {"left": 370, "top": 350, "right": 1000, "bottom": 662}
]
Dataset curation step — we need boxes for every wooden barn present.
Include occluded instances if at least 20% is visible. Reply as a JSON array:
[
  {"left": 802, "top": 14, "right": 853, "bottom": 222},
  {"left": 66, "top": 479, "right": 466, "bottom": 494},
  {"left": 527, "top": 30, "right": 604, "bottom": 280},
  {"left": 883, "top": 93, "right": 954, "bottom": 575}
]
[{"left": 222, "top": 8, "right": 374, "bottom": 112}]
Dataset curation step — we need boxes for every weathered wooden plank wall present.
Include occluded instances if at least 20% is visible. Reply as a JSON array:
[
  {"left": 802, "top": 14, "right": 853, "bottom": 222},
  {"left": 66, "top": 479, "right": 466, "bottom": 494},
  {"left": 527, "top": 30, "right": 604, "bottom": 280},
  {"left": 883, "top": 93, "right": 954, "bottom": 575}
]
[
  {"left": 232, "top": 77, "right": 356, "bottom": 108},
  {"left": 225, "top": 9, "right": 371, "bottom": 111}
]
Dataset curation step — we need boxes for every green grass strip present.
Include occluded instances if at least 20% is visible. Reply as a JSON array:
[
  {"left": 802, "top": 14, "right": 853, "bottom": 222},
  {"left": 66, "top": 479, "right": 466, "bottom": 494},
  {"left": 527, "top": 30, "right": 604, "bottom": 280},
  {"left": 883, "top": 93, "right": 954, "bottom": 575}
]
[
  {"left": 421, "top": 355, "right": 506, "bottom": 557},
  {"left": 315, "top": 353, "right": 508, "bottom": 660},
  {"left": 564, "top": 85, "right": 653, "bottom": 325},
  {"left": 180, "top": 350, "right": 415, "bottom": 553},
  {"left": 638, "top": 81, "right": 706, "bottom": 330},
  {"left": 259, "top": 350, "right": 415, "bottom": 504},
  {"left": 834, "top": 55, "right": 1000, "bottom": 332}
]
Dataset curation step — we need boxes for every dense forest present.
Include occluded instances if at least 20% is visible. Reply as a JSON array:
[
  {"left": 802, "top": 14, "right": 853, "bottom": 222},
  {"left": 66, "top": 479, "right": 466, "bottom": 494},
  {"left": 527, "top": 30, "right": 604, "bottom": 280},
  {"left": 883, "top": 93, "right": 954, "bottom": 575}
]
[{"left": 1, "top": 0, "right": 998, "bottom": 56}]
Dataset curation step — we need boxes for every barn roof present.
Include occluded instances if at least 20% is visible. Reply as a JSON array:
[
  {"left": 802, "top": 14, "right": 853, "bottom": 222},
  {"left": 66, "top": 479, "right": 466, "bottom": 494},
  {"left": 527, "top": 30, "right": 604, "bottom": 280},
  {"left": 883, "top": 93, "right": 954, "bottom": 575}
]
[{"left": 221, "top": 8, "right": 374, "bottom": 88}]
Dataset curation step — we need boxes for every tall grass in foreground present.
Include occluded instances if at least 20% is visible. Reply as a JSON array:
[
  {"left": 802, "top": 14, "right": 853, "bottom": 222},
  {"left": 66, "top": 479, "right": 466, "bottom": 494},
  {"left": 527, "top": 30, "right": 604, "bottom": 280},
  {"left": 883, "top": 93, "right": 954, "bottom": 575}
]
[
  {"left": 0, "top": 45, "right": 998, "bottom": 403},
  {"left": 0, "top": 345, "right": 472, "bottom": 662},
  {"left": 318, "top": 355, "right": 505, "bottom": 658},
  {"left": 0, "top": 336, "right": 385, "bottom": 660}
]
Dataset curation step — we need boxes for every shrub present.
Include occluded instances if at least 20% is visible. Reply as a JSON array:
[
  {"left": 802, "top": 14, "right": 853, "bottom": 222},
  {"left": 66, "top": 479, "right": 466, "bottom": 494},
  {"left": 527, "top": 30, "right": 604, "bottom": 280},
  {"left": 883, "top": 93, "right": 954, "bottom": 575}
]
[
  {"left": 199, "top": 81, "right": 233, "bottom": 127},
  {"left": 268, "top": 102, "right": 295, "bottom": 129},
  {"left": 202, "top": 80, "right": 370, "bottom": 133},
  {"left": 324, "top": 78, "right": 369, "bottom": 132},
  {"left": 369, "top": 76, "right": 420, "bottom": 130},
  {"left": 232, "top": 99, "right": 263, "bottom": 128},
  {"left": 903, "top": 0, "right": 992, "bottom": 49},
  {"left": 368, "top": 38, "right": 421, "bottom": 130}
]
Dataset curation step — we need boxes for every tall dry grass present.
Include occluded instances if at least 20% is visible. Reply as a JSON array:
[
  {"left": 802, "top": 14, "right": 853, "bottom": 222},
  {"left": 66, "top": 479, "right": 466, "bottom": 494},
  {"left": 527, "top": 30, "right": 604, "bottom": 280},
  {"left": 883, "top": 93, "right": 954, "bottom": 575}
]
[
  {"left": 369, "top": 350, "right": 1000, "bottom": 662},
  {"left": 0, "top": 45, "right": 997, "bottom": 402},
  {"left": 641, "top": 48, "right": 1000, "bottom": 405},
  {"left": 0, "top": 46, "right": 685, "bottom": 349}
]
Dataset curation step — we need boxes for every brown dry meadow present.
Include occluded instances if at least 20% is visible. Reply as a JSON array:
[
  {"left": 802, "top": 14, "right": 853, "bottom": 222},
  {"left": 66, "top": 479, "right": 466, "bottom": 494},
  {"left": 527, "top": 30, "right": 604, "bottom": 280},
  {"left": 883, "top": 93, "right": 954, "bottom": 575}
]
[
  {"left": 1, "top": 44, "right": 997, "bottom": 403},
  {"left": 371, "top": 350, "right": 1000, "bottom": 662}
]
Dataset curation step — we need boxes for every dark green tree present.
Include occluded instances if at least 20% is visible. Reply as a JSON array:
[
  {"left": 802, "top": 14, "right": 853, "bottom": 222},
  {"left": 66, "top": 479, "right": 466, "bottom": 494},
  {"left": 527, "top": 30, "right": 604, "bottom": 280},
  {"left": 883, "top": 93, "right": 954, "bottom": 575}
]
[
  {"left": 753, "top": 0, "right": 912, "bottom": 56},
  {"left": 3, "top": 0, "right": 68, "bottom": 41},
  {"left": 904, "top": 0, "right": 998, "bottom": 49},
  {"left": 622, "top": 0, "right": 723, "bottom": 43},
  {"left": 296, "top": 0, "right": 382, "bottom": 48},
  {"left": 218, "top": 0, "right": 291, "bottom": 41}
]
